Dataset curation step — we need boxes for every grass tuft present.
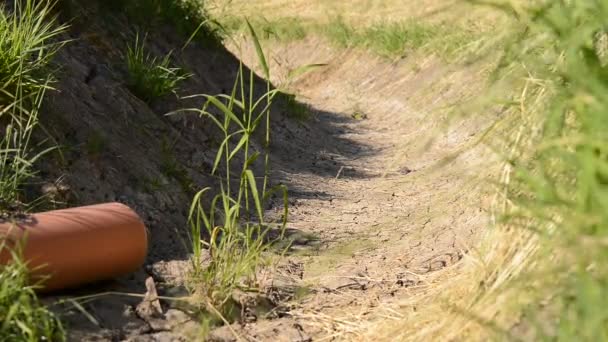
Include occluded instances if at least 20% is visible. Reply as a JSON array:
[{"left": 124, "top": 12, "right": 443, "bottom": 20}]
[
  {"left": 125, "top": 34, "right": 190, "bottom": 102},
  {"left": 322, "top": 17, "right": 481, "bottom": 59},
  {"left": 0, "top": 0, "right": 66, "bottom": 105},
  {"left": 0, "top": 246, "right": 65, "bottom": 342},
  {"left": 0, "top": 0, "right": 66, "bottom": 210},
  {"left": 360, "top": 21, "right": 441, "bottom": 57},
  {"left": 173, "top": 23, "right": 289, "bottom": 321},
  {"left": 323, "top": 16, "right": 354, "bottom": 48},
  {"left": 0, "top": 1, "right": 66, "bottom": 339},
  {"left": 217, "top": 14, "right": 483, "bottom": 60},
  {"left": 222, "top": 16, "right": 308, "bottom": 41},
  {"left": 495, "top": 1, "right": 608, "bottom": 338}
]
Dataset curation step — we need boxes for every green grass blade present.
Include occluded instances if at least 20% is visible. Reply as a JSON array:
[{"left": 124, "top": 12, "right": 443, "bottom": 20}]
[
  {"left": 204, "top": 95, "right": 245, "bottom": 130},
  {"left": 286, "top": 63, "right": 328, "bottom": 80},
  {"left": 228, "top": 133, "right": 250, "bottom": 162},
  {"left": 244, "top": 169, "right": 264, "bottom": 224},
  {"left": 245, "top": 19, "right": 269, "bottom": 79}
]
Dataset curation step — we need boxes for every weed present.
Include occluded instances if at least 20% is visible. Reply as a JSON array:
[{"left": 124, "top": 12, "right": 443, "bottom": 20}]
[
  {"left": 226, "top": 14, "right": 481, "bottom": 60},
  {"left": 364, "top": 21, "right": 444, "bottom": 57},
  {"left": 323, "top": 17, "right": 479, "bottom": 59},
  {"left": 492, "top": 1, "right": 608, "bottom": 338},
  {"left": 0, "top": 0, "right": 66, "bottom": 105},
  {"left": 351, "top": 105, "right": 367, "bottom": 120},
  {"left": 322, "top": 16, "right": 355, "bottom": 48},
  {"left": 0, "top": 2, "right": 65, "bottom": 339},
  {"left": 0, "top": 0, "right": 65, "bottom": 210},
  {"left": 0, "top": 247, "right": 65, "bottom": 341},
  {"left": 175, "top": 23, "right": 326, "bottom": 319},
  {"left": 0, "top": 91, "right": 54, "bottom": 210},
  {"left": 125, "top": 34, "right": 190, "bottom": 102},
  {"left": 142, "top": 176, "right": 164, "bottom": 193},
  {"left": 175, "top": 22, "right": 289, "bottom": 318}
]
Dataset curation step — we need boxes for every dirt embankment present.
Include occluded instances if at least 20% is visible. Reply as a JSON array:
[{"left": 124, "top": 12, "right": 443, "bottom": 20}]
[{"left": 35, "top": 4, "right": 495, "bottom": 341}]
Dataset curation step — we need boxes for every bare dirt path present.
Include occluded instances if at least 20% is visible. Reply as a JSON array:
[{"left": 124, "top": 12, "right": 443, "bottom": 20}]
[{"left": 210, "top": 38, "right": 497, "bottom": 341}]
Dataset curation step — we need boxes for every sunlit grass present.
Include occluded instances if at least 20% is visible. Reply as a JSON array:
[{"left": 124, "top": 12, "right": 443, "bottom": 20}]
[
  {"left": 0, "top": 246, "right": 65, "bottom": 342},
  {"left": 495, "top": 1, "right": 608, "bottom": 338},
  {"left": 169, "top": 23, "right": 289, "bottom": 324},
  {"left": 218, "top": 14, "right": 484, "bottom": 60},
  {"left": 0, "top": 0, "right": 66, "bottom": 340},
  {"left": 353, "top": 1, "right": 608, "bottom": 340},
  {"left": 0, "top": 0, "right": 66, "bottom": 105}
]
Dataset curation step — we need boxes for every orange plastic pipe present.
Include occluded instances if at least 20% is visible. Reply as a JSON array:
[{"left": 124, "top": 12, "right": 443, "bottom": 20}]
[{"left": 0, "top": 202, "right": 148, "bottom": 292}]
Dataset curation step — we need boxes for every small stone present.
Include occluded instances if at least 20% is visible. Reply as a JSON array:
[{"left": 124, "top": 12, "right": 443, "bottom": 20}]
[{"left": 136, "top": 277, "right": 164, "bottom": 320}]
